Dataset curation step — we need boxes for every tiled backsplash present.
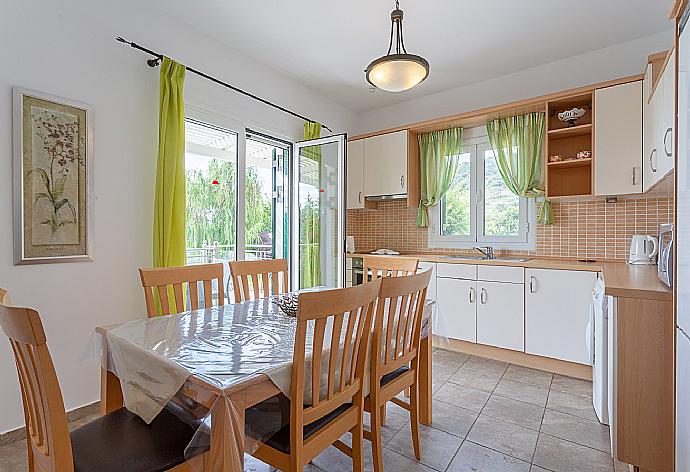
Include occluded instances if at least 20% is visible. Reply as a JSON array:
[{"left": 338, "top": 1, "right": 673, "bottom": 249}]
[{"left": 347, "top": 185, "right": 674, "bottom": 261}]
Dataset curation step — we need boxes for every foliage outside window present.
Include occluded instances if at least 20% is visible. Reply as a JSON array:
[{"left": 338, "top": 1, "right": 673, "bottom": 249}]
[{"left": 430, "top": 134, "right": 534, "bottom": 250}]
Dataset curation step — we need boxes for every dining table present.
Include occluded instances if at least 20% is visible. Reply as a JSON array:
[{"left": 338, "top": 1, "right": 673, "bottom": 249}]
[{"left": 95, "top": 293, "right": 435, "bottom": 472}]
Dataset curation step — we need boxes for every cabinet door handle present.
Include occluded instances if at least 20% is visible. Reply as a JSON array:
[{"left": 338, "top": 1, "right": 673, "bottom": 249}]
[
  {"left": 529, "top": 276, "right": 536, "bottom": 293},
  {"left": 400, "top": 175, "right": 405, "bottom": 189},
  {"left": 664, "top": 127, "right": 673, "bottom": 157},
  {"left": 650, "top": 149, "right": 658, "bottom": 173},
  {"left": 469, "top": 287, "right": 475, "bottom": 303},
  {"left": 632, "top": 166, "right": 637, "bottom": 185},
  {"left": 359, "top": 191, "right": 362, "bottom": 204},
  {"left": 480, "top": 288, "right": 487, "bottom": 304}
]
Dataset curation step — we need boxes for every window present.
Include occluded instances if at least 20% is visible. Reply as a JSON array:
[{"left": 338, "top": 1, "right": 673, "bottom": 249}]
[
  {"left": 184, "top": 117, "right": 290, "bottom": 267},
  {"left": 429, "top": 129, "right": 534, "bottom": 250},
  {"left": 185, "top": 117, "right": 238, "bottom": 265}
]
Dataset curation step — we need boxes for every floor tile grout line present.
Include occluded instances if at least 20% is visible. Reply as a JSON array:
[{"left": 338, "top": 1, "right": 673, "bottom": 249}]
[
  {"left": 438, "top": 356, "right": 509, "bottom": 472},
  {"left": 531, "top": 374, "right": 554, "bottom": 466}
]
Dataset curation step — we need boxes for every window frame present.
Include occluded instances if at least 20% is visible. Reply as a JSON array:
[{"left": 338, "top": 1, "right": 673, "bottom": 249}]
[{"left": 428, "top": 129, "right": 536, "bottom": 251}]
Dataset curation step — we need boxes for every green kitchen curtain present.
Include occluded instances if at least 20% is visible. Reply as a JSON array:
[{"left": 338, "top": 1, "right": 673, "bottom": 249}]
[
  {"left": 300, "top": 122, "right": 322, "bottom": 288},
  {"left": 153, "top": 57, "right": 187, "bottom": 272},
  {"left": 486, "top": 113, "right": 553, "bottom": 224},
  {"left": 416, "top": 128, "right": 463, "bottom": 227}
]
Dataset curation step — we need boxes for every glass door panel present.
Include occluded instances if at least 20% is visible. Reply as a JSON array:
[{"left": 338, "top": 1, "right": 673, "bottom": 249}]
[
  {"left": 292, "top": 134, "right": 346, "bottom": 289},
  {"left": 184, "top": 118, "right": 238, "bottom": 265},
  {"left": 245, "top": 133, "right": 289, "bottom": 261}
]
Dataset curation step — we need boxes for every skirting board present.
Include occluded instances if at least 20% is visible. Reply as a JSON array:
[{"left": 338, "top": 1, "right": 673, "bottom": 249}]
[
  {"left": 0, "top": 401, "right": 100, "bottom": 447},
  {"left": 434, "top": 336, "right": 593, "bottom": 381}
]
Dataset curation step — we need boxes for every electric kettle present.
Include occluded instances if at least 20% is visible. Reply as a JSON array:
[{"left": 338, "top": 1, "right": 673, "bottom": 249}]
[{"left": 628, "top": 234, "right": 659, "bottom": 264}]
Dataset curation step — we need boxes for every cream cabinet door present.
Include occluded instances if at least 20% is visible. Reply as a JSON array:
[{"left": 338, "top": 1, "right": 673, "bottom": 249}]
[
  {"left": 418, "top": 262, "right": 437, "bottom": 301},
  {"left": 594, "top": 81, "right": 643, "bottom": 195},
  {"left": 658, "top": 49, "right": 676, "bottom": 178},
  {"left": 476, "top": 281, "right": 525, "bottom": 351},
  {"left": 346, "top": 140, "right": 365, "bottom": 209},
  {"left": 437, "top": 277, "right": 476, "bottom": 342},
  {"left": 363, "top": 130, "right": 408, "bottom": 197},
  {"left": 525, "top": 268, "right": 597, "bottom": 365}
]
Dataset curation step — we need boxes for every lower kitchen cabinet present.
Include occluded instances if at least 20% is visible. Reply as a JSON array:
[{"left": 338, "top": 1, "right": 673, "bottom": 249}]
[
  {"left": 418, "top": 262, "right": 437, "bottom": 300},
  {"left": 437, "top": 276, "right": 476, "bottom": 342},
  {"left": 476, "top": 281, "right": 524, "bottom": 351},
  {"left": 525, "top": 268, "right": 597, "bottom": 364}
]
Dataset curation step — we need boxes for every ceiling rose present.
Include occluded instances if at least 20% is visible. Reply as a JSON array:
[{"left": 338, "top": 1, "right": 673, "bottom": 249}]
[{"left": 365, "top": 0, "right": 429, "bottom": 92}]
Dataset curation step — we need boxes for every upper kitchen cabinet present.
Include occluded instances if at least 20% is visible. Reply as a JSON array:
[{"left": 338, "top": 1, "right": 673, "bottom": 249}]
[
  {"left": 594, "top": 81, "right": 643, "bottom": 196},
  {"left": 347, "top": 130, "right": 420, "bottom": 208},
  {"left": 364, "top": 130, "right": 409, "bottom": 198},
  {"left": 346, "top": 139, "right": 366, "bottom": 209},
  {"left": 643, "top": 49, "right": 675, "bottom": 193}
]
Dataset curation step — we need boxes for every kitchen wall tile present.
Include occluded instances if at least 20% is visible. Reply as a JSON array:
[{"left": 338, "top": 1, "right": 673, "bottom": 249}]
[{"left": 347, "top": 182, "right": 674, "bottom": 261}]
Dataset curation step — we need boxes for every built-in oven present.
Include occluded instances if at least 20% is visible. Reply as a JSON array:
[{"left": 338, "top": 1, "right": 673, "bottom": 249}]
[{"left": 352, "top": 257, "right": 364, "bottom": 286}]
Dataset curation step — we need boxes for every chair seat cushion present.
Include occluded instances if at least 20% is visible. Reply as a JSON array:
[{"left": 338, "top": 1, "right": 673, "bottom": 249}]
[
  {"left": 71, "top": 403, "right": 205, "bottom": 472},
  {"left": 245, "top": 393, "right": 353, "bottom": 454},
  {"left": 380, "top": 366, "right": 410, "bottom": 387}
]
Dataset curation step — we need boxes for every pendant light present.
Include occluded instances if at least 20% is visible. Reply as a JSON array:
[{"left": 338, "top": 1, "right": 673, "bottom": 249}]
[{"left": 365, "top": 0, "right": 429, "bottom": 92}]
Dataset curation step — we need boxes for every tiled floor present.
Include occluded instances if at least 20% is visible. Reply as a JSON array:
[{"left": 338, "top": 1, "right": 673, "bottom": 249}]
[{"left": 0, "top": 349, "right": 629, "bottom": 472}]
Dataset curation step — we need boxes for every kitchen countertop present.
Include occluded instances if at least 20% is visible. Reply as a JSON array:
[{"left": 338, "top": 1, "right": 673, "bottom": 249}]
[{"left": 346, "top": 252, "right": 672, "bottom": 301}]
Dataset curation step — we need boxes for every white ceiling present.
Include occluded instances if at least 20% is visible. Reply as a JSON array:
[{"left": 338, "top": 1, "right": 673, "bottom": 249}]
[{"left": 153, "top": 0, "right": 673, "bottom": 113}]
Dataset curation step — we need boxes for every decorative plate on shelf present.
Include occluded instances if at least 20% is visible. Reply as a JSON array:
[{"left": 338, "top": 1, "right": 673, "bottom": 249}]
[{"left": 557, "top": 107, "right": 586, "bottom": 127}]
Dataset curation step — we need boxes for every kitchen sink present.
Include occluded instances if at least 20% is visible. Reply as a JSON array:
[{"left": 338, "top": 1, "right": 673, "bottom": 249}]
[
  {"left": 493, "top": 256, "right": 532, "bottom": 263},
  {"left": 439, "top": 255, "right": 531, "bottom": 263},
  {"left": 440, "top": 255, "right": 488, "bottom": 261}
]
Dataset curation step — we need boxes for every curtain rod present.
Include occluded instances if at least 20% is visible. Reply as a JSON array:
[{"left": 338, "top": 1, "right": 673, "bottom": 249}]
[{"left": 115, "top": 36, "right": 333, "bottom": 133}]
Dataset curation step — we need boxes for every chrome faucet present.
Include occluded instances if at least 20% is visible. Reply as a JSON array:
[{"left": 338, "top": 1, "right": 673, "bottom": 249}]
[{"left": 474, "top": 246, "right": 495, "bottom": 259}]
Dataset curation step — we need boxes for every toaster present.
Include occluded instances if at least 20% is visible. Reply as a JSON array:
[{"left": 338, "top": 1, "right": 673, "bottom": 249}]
[{"left": 658, "top": 223, "right": 674, "bottom": 288}]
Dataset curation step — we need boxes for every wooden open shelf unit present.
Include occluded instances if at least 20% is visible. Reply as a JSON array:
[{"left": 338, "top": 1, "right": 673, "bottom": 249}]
[{"left": 546, "top": 92, "right": 593, "bottom": 198}]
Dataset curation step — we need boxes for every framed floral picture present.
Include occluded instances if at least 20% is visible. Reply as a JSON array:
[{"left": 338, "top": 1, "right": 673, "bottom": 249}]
[{"left": 13, "top": 88, "right": 94, "bottom": 264}]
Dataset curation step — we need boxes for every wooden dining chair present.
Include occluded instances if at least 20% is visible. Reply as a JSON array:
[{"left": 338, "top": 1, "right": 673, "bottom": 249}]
[
  {"left": 0, "top": 287, "right": 9, "bottom": 305},
  {"left": 229, "top": 258, "right": 289, "bottom": 302},
  {"left": 245, "top": 279, "right": 382, "bottom": 472},
  {"left": 366, "top": 270, "right": 431, "bottom": 472},
  {"left": 139, "top": 263, "right": 224, "bottom": 317},
  {"left": 362, "top": 255, "right": 419, "bottom": 282},
  {"left": 0, "top": 299, "right": 206, "bottom": 472}
]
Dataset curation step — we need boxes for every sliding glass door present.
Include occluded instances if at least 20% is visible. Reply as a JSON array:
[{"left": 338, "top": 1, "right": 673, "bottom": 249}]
[
  {"left": 292, "top": 134, "right": 347, "bottom": 289},
  {"left": 184, "top": 111, "right": 291, "bottom": 300}
]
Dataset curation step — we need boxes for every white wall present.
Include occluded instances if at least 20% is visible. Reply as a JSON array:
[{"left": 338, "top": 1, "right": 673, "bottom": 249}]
[
  {"left": 0, "top": 0, "right": 355, "bottom": 433},
  {"left": 353, "top": 31, "right": 674, "bottom": 134}
]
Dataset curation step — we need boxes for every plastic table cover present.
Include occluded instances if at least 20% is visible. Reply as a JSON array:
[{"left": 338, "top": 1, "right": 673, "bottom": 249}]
[{"left": 103, "top": 293, "right": 436, "bottom": 471}]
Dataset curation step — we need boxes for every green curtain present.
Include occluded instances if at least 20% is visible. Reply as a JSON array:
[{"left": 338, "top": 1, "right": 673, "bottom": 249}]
[
  {"left": 416, "top": 128, "right": 463, "bottom": 227},
  {"left": 485, "top": 113, "right": 553, "bottom": 225},
  {"left": 300, "top": 122, "right": 322, "bottom": 288},
  {"left": 153, "top": 57, "right": 187, "bottom": 273}
]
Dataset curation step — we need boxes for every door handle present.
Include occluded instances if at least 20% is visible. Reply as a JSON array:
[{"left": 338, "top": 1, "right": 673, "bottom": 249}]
[
  {"left": 632, "top": 166, "right": 637, "bottom": 186},
  {"left": 469, "top": 287, "right": 476, "bottom": 303},
  {"left": 480, "top": 288, "right": 487, "bottom": 304},
  {"left": 529, "top": 276, "right": 536, "bottom": 293},
  {"left": 664, "top": 127, "right": 673, "bottom": 157},
  {"left": 650, "top": 149, "right": 658, "bottom": 173},
  {"left": 400, "top": 175, "right": 405, "bottom": 189},
  {"left": 359, "top": 191, "right": 362, "bottom": 204}
]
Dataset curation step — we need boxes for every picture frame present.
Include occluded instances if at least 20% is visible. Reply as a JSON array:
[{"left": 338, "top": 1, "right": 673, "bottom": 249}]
[{"left": 13, "top": 87, "right": 94, "bottom": 265}]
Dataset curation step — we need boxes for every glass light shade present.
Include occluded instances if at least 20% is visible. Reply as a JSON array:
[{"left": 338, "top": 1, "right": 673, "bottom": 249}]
[{"left": 366, "top": 54, "right": 429, "bottom": 92}]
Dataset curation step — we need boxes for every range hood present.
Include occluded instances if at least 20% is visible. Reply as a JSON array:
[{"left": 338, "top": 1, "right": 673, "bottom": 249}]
[{"left": 365, "top": 193, "right": 407, "bottom": 201}]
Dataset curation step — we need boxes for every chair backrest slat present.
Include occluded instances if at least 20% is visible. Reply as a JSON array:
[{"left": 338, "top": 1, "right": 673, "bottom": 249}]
[
  {"left": 292, "top": 281, "right": 380, "bottom": 428},
  {"left": 229, "top": 259, "right": 289, "bottom": 302},
  {"left": 327, "top": 313, "right": 344, "bottom": 399},
  {"left": 362, "top": 255, "right": 419, "bottom": 283},
  {"left": 139, "top": 263, "right": 224, "bottom": 317},
  {"left": 372, "top": 271, "right": 431, "bottom": 379},
  {"left": 0, "top": 296, "right": 74, "bottom": 471}
]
